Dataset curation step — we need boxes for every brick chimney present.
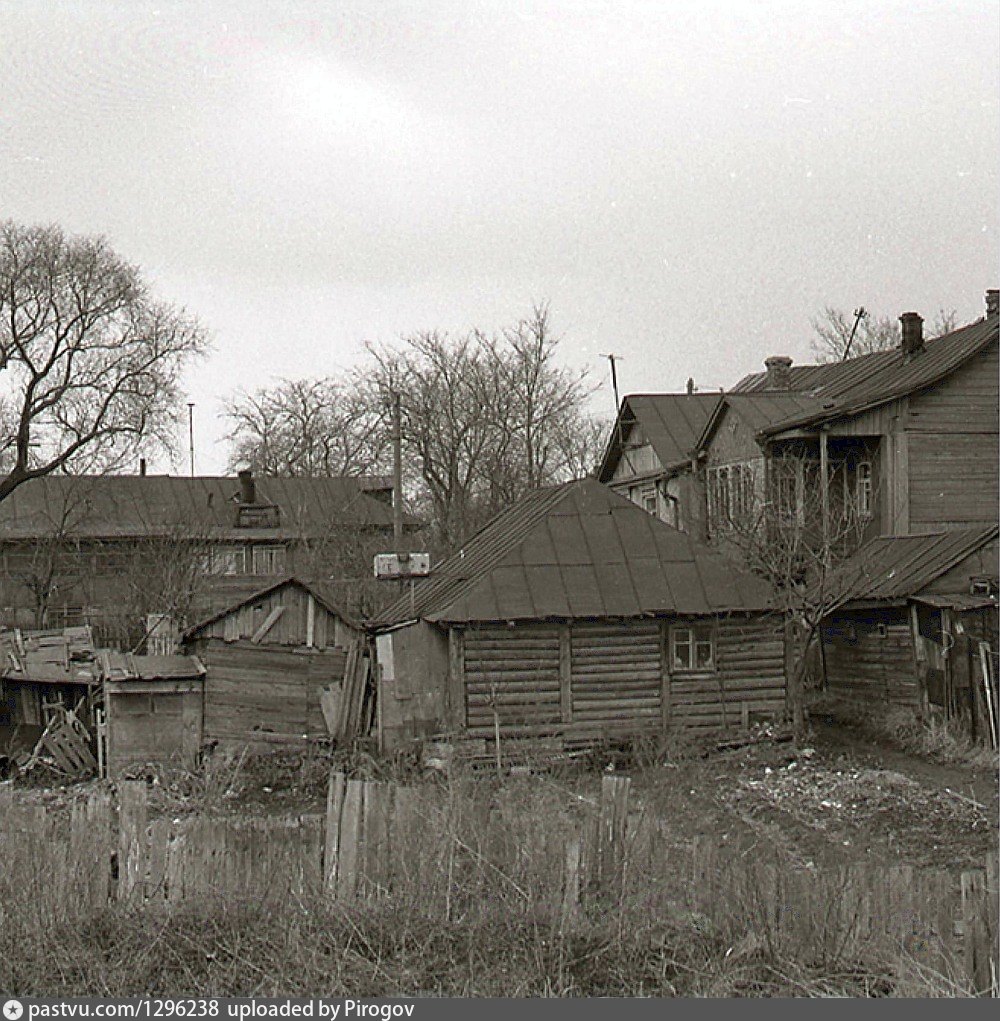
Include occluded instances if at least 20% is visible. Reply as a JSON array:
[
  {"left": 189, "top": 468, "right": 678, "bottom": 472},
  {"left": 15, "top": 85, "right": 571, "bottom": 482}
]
[
  {"left": 986, "top": 289, "right": 999, "bottom": 318},
  {"left": 238, "top": 468, "right": 256, "bottom": 504},
  {"left": 899, "top": 312, "right": 924, "bottom": 358},
  {"left": 763, "top": 355, "right": 793, "bottom": 390}
]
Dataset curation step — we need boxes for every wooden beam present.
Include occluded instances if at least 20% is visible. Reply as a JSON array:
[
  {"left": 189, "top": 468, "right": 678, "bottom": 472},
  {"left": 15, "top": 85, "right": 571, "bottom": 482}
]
[
  {"left": 250, "top": 606, "right": 285, "bottom": 644},
  {"left": 306, "top": 594, "right": 316, "bottom": 648},
  {"left": 559, "top": 624, "right": 572, "bottom": 724}
]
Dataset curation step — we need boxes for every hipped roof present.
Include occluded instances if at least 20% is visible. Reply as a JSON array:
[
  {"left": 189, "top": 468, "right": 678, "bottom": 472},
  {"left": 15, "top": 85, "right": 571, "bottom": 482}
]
[
  {"left": 371, "top": 477, "right": 774, "bottom": 628},
  {"left": 824, "top": 526, "right": 999, "bottom": 612}
]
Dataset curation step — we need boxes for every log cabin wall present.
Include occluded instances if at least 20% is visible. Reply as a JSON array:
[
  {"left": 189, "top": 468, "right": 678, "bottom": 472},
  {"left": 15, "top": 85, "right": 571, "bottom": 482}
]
[
  {"left": 821, "top": 606, "right": 921, "bottom": 713},
  {"left": 455, "top": 614, "right": 786, "bottom": 745},
  {"left": 905, "top": 340, "right": 999, "bottom": 532}
]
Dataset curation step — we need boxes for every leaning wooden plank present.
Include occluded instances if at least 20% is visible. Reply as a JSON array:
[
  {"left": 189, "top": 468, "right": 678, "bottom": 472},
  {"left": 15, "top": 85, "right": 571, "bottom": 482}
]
[
  {"left": 251, "top": 606, "right": 286, "bottom": 644},
  {"left": 319, "top": 684, "right": 342, "bottom": 737}
]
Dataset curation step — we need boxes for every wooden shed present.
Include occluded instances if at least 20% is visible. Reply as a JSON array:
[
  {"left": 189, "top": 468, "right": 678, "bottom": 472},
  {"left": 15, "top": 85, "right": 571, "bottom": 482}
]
[
  {"left": 821, "top": 527, "right": 998, "bottom": 740},
  {"left": 100, "top": 651, "right": 206, "bottom": 777},
  {"left": 0, "top": 626, "right": 100, "bottom": 759},
  {"left": 369, "top": 478, "right": 787, "bottom": 752},
  {"left": 183, "top": 577, "right": 360, "bottom": 751}
]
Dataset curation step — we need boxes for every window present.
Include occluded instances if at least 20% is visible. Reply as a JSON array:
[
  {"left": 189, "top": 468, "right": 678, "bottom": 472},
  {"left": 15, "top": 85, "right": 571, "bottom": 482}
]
[
  {"left": 708, "top": 462, "right": 757, "bottom": 533},
  {"left": 251, "top": 545, "right": 285, "bottom": 575},
  {"left": 671, "top": 624, "right": 715, "bottom": 672},
  {"left": 205, "top": 546, "right": 244, "bottom": 575},
  {"left": 641, "top": 485, "right": 658, "bottom": 516},
  {"left": 856, "top": 461, "right": 873, "bottom": 519}
]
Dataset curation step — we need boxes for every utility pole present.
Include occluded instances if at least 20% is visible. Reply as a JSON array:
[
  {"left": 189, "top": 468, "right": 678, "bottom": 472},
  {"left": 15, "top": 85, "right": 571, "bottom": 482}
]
[
  {"left": 601, "top": 352, "right": 635, "bottom": 477},
  {"left": 391, "top": 390, "right": 403, "bottom": 550},
  {"left": 187, "top": 403, "right": 195, "bottom": 477},
  {"left": 841, "top": 307, "right": 868, "bottom": 361}
]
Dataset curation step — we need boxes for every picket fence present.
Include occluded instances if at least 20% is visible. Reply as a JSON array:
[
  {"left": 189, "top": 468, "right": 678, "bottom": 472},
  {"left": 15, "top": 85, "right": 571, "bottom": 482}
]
[{"left": 1, "top": 773, "right": 997, "bottom": 996}]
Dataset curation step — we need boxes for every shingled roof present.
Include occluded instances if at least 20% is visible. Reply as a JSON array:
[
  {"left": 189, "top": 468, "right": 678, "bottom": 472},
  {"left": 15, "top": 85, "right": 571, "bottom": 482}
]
[
  {"left": 0, "top": 474, "right": 416, "bottom": 541},
  {"left": 732, "top": 314, "right": 998, "bottom": 436},
  {"left": 597, "top": 393, "right": 721, "bottom": 481},
  {"left": 825, "top": 526, "right": 999, "bottom": 611},
  {"left": 371, "top": 477, "right": 774, "bottom": 627}
]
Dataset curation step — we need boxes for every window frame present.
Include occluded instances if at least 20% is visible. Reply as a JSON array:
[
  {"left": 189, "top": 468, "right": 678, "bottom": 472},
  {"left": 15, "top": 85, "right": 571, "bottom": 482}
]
[
  {"left": 856, "top": 460, "right": 873, "bottom": 519},
  {"left": 669, "top": 622, "right": 717, "bottom": 674},
  {"left": 251, "top": 544, "right": 286, "bottom": 575}
]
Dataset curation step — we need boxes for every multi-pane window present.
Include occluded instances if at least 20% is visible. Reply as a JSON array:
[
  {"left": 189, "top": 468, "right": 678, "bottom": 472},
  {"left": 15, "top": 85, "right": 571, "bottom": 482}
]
[
  {"left": 641, "top": 485, "right": 658, "bottom": 516},
  {"left": 856, "top": 461, "right": 873, "bottom": 519},
  {"left": 707, "top": 462, "right": 757, "bottom": 532},
  {"left": 671, "top": 624, "right": 715, "bottom": 672},
  {"left": 251, "top": 545, "right": 285, "bottom": 575},
  {"left": 211, "top": 546, "right": 245, "bottom": 575}
]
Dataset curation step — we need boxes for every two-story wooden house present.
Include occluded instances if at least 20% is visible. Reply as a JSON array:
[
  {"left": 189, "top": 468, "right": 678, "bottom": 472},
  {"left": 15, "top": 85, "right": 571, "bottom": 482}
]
[
  {"left": 693, "top": 293, "right": 999, "bottom": 557},
  {"left": 597, "top": 392, "right": 720, "bottom": 532},
  {"left": 0, "top": 470, "right": 420, "bottom": 647}
]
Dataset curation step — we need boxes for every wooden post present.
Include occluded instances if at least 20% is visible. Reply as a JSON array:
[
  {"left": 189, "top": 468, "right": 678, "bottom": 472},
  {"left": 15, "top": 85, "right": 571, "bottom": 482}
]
[
  {"left": 659, "top": 620, "right": 671, "bottom": 732},
  {"left": 560, "top": 835, "right": 582, "bottom": 933},
  {"left": 819, "top": 429, "right": 829, "bottom": 564},
  {"left": 336, "top": 778, "right": 364, "bottom": 901},
  {"left": 961, "top": 868, "right": 990, "bottom": 994},
  {"left": 596, "top": 774, "right": 631, "bottom": 903},
  {"left": 324, "top": 770, "right": 347, "bottom": 891},
  {"left": 447, "top": 627, "right": 465, "bottom": 729},
  {"left": 559, "top": 624, "right": 572, "bottom": 725},
  {"left": 117, "top": 781, "right": 148, "bottom": 903}
]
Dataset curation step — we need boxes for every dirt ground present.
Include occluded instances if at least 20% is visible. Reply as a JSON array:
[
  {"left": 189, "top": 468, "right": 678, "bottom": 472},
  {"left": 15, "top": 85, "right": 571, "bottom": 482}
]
[
  {"left": 633, "top": 719, "right": 998, "bottom": 871},
  {"left": 4, "top": 721, "right": 997, "bottom": 872}
]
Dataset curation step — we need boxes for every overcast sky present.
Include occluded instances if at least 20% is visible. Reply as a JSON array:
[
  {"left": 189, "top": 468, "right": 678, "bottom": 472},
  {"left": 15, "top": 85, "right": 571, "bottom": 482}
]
[{"left": 2, "top": 0, "right": 997, "bottom": 474}]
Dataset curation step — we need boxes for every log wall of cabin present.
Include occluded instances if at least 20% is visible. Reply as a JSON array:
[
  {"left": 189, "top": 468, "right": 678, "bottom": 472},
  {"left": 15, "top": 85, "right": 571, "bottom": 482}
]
[
  {"left": 453, "top": 614, "right": 786, "bottom": 746},
  {"left": 821, "top": 607, "right": 921, "bottom": 713},
  {"left": 905, "top": 340, "right": 999, "bottom": 532},
  {"left": 190, "top": 638, "right": 347, "bottom": 750}
]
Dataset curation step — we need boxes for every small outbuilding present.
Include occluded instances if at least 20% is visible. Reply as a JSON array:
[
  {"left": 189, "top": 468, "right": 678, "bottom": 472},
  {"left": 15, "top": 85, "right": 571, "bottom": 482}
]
[
  {"left": 820, "top": 526, "right": 999, "bottom": 741},
  {"left": 100, "top": 651, "right": 206, "bottom": 777},
  {"left": 0, "top": 626, "right": 100, "bottom": 758},
  {"left": 369, "top": 478, "right": 787, "bottom": 751},
  {"left": 183, "top": 577, "right": 360, "bottom": 751}
]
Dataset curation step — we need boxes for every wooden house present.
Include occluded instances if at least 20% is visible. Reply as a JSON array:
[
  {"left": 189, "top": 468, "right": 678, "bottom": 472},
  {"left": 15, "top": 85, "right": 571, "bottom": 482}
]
[
  {"left": 369, "top": 478, "right": 787, "bottom": 752},
  {"left": 100, "top": 651, "right": 206, "bottom": 777},
  {"left": 820, "top": 527, "right": 999, "bottom": 740},
  {"left": 183, "top": 577, "right": 360, "bottom": 751},
  {"left": 597, "top": 393, "right": 720, "bottom": 533},
  {"left": 0, "top": 469, "right": 418, "bottom": 648},
  {"left": 0, "top": 626, "right": 99, "bottom": 758},
  {"left": 708, "top": 295, "right": 999, "bottom": 553}
]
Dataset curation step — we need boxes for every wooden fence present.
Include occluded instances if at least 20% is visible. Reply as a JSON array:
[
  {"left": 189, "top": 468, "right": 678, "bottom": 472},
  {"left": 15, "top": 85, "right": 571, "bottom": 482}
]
[{"left": 1, "top": 774, "right": 997, "bottom": 995}]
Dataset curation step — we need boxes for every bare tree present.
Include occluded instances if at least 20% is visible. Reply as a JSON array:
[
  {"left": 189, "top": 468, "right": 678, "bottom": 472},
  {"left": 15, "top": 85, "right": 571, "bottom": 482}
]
[
  {"left": 706, "top": 446, "right": 880, "bottom": 731},
  {"left": 365, "top": 307, "right": 596, "bottom": 547},
  {"left": 0, "top": 221, "right": 208, "bottom": 502},
  {"left": 810, "top": 306, "right": 960, "bottom": 363},
  {"left": 224, "top": 377, "right": 387, "bottom": 477}
]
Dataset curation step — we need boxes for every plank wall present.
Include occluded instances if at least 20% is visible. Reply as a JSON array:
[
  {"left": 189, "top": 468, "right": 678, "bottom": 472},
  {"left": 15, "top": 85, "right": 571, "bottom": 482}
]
[
  {"left": 906, "top": 341, "right": 999, "bottom": 531},
  {"left": 822, "top": 608, "right": 920, "bottom": 712},
  {"left": 195, "top": 639, "right": 347, "bottom": 750}
]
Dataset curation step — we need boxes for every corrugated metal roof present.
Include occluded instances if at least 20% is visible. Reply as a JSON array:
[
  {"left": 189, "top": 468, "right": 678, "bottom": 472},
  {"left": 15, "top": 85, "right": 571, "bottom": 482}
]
[
  {"left": 826, "top": 526, "right": 999, "bottom": 610},
  {"left": 598, "top": 393, "right": 721, "bottom": 480},
  {"left": 183, "top": 575, "right": 360, "bottom": 639},
  {"left": 0, "top": 474, "right": 417, "bottom": 541},
  {"left": 730, "top": 315, "right": 997, "bottom": 434},
  {"left": 0, "top": 625, "right": 99, "bottom": 685},
  {"left": 371, "top": 478, "right": 774, "bottom": 627}
]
